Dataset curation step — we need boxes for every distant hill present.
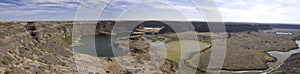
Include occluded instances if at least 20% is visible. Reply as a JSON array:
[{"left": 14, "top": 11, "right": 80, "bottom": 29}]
[
  {"left": 95, "top": 21, "right": 300, "bottom": 33},
  {"left": 0, "top": 20, "right": 6, "bottom": 23},
  {"left": 1, "top": 20, "right": 299, "bottom": 33}
]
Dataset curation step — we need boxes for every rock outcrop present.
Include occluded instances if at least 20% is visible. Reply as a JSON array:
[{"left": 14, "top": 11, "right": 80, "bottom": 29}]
[
  {"left": 0, "top": 22, "right": 75, "bottom": 74},
  {"left": 271, "top": 53, "right": 300, "bottom": 74},
  {"left": 0, "top": 21, "right": 300, "bottom": 74}
]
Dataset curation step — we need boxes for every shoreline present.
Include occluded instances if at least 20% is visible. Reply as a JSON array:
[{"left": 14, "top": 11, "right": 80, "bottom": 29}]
[
  {"left": 183, "top": 37, "right": 300, "bottom": 73},
  {"left": 73, "top": 30, "right": 300, "bottom": 73}
]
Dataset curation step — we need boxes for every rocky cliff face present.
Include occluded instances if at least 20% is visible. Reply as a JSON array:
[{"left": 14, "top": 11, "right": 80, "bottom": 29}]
[
  {"left": 1, "top": 21, "right": 299, "bottom": 74},
  {"left": 0, "top": 21, "right": 177, "bottom": 74},
  {"left": 96, "top": 21, "right": 115, "bottom": 35},
  {"left": 271, "top": 53, "right": 300, "bottom": 74},
  {"left": 0, "top": 22, "right": 76, "bottom": 74}
]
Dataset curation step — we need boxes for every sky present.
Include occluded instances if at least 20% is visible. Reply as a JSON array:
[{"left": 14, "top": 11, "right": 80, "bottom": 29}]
[{"left": 0, "top": 0, "right": 299, "bottom": 24}]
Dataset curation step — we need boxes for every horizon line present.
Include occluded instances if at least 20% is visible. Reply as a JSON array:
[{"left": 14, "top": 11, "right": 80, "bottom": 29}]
[{"left": 1, "top": 19, "right": 300, "bottom": 25}]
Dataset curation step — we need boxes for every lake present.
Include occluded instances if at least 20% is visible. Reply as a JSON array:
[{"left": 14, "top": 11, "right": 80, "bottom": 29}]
[{"left": 73, "top": 34, "right": 127, "bottom": 57}]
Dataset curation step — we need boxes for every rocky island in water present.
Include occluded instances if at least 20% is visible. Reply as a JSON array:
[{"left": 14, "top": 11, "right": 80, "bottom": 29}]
[{"left": 0, "top": 21, "right": 300, "bottom": 74}]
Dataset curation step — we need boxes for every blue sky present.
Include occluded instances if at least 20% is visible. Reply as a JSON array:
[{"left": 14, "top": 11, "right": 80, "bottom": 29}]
[{"left": 0, "top": 0, "right": 299, "bottom": 24}]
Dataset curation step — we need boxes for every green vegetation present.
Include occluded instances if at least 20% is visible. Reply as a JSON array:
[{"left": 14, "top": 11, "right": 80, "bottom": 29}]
[
  {"left": 14, "top": 62, "right": 20, "bottom": 66},
  {"left": 147, "top": 37, "right": 165, "bottom": 42},
  {"left": 264, "top": 54, "right": 276, "bottom": 61},
  {"left": 1, "top": 58, "right": 9, "bottom": 65},
  {"left": 170, "top": 62, "right": 177, "bottom": 72},
  {"left": 4, "top": 67, "right": 20, "bottom": 74},
  {"left": 63, "top": 38, "right": 72, "bottom": 45},
  {"left": 1, "top": 56, "right": 13, "bottom": 65}
]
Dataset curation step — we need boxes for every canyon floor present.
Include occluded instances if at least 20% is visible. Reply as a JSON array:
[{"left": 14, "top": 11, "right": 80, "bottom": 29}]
[{"left": 0, "top": 21, "right": 300, "bottom": 74}]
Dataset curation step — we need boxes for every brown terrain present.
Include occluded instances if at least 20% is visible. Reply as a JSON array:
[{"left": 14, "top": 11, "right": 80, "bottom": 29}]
[
  {"left": 192, "top": 31, "right": 299, "bottom": 71},
  {"left": 0, "top": 21, "right": 178, "bottom": 74},
  {"left": 0, "top": 21, "right": 300, "bottom": 74},
  {"left": 0, "top": 22, "right": 75, "bottom": 73},
  {"left": 271, "top": 53, "right": 300, "bottom": 74}
]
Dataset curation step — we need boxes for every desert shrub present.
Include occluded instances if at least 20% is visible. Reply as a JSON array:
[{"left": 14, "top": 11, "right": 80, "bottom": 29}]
[
  {"left": 1, "top": 57, "right": 13, "bottom": 65},
  {"left": 1, "top": 59, "right": 9, "bottom": 65},
  {"left": 4, "top": 67, "right": 20, "bottom": 74},
  {"left": 10, "top": 67, "right": 20, "bottom": 74}
]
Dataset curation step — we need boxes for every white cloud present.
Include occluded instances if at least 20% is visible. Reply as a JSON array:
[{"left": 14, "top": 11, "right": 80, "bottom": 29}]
[
  {"left": 21, "top": 0, "right": 81, "bottom": 3},
  {"left": 26, "top": 0, "right": 81, "bottom": 8},
  {"left": 0, "top": 9, "right": 60, "bottom": 16},
  {"left": 0, "top": 0, "right": 299, "bottom": 23},
  {"left": 100, "top": 0, "right": 204, "bottom": 21},
  {"left": 214, "top": 0, "right": 300, "bottom": 24},
  {"left": 0, "top": 0, "right": 82, "bottom": 17}
]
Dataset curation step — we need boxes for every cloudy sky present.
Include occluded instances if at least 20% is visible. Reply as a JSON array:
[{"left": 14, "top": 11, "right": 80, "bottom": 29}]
[{"left": 0, "top": 0, "right": 299, "bottom": 24}]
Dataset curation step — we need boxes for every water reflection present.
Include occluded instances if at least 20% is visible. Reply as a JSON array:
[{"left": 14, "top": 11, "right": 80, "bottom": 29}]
[{"left": 73, "top": 34, "right": 127, "bottom": 57}]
